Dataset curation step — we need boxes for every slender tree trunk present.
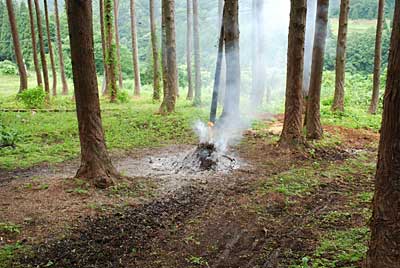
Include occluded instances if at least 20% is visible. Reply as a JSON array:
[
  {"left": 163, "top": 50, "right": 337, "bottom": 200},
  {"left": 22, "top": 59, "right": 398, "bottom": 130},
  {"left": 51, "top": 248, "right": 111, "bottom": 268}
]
[
  {"left": 66, "top": 0, "right": 120, "bottom": 189},
  {"left": 44, "top": 0, "right": 57, "bottom": 96},
  {"left": 186, "top": 0, "right": 194, "bottom": 100},
  {"left": 218, "top": 0, "right": 226, "bottom": 105},
  {"left": 303, "top": 0, "right": 317, "bottom": 94},
  {"left": 306, "top": 0, "right": 330, "bottom": 140},
  {"left": 250, "top": 0, "right": 266, "bottom": 108},
  {"left": 34, "top": 0, "right": 50, "bottom": 98},
  {"left": 192, "top": 0, "right": 201, "bottom": 105},
  {"left": 149, "top": 0, "right": 161, "bottom": 101},
  {"left": 100, "top": 0, "right": 110, "bottom": 96},
  {"left": 369, "top": 0, "right": 386, "bottom": 114},
  {"left": 332, "top": 0, "right": 350, "bottom": 111},
  {"left": 161, "top": 0, "right": 168, "bottom": 108},
  {"left": 104, "top": 0, "right": 118, "bottom": 102},
  {"left": 130, "top": 0, "right": 141, "bottom": 96},
  {"left": 221, "top": 0, "right": 240, "bottom": 119},
  {"left": 54, "top": 0, "right": 68, "bottom": 95},
  {"left": 366, "top": 1, "right": 400, "bottom": 266},
  {"left": 114, "top": 0, "right": 123, "bottom": 89},
  {"left": 159, "top": 0, "right": 177, "bottom": 114},
  {"left": 6, "top": 0, "right": 28, "bottom": 93},
  {"left": 27, "top": 0, "right": 42, "bottom": 87},
  {"left": 280, "top": 0, "right": 307, "bottom": 146}
]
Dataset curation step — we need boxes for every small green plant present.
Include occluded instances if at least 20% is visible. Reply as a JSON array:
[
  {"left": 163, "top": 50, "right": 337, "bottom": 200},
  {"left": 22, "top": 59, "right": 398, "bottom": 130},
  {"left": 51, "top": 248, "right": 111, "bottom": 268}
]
[
  {"left": 117, "top": 90, "right": 130, "bottom": 103},
  {"left": 0, "top": 242, "right": 22, "bottom": 268},
  {"left": 186, "top": 256, "right": 208, "bottom": 266},
  {"left": 0, "top": 124, "right": 18, "bottom": 148},
  {"left": 17, "top": 86, "right": 46, "bottom": 109},
  {"left": 0, "top": 222, "right": 21, "bottom": 234}
]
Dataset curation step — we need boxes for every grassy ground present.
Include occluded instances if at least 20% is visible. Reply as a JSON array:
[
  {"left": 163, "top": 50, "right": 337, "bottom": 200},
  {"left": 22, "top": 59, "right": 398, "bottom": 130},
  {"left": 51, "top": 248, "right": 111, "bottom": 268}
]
[{"left": 330, "top": 18, "right": 377, "bottom": 34}]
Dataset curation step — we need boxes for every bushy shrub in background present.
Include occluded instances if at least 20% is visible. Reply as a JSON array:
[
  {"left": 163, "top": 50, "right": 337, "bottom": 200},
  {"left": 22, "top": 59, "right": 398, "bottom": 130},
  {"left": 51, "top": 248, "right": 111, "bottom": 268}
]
[
  {"left": 17, "top": 86, "right": 46, "bottom": 109},
  {"left": 0, "top": 60, "right": 17, "bottom": 75},
  {"left": 0, "top": 124, "right": 18, "bottom": 148},
  {"left": 117, "top": 90, "right": 130, "bottom": 103}
]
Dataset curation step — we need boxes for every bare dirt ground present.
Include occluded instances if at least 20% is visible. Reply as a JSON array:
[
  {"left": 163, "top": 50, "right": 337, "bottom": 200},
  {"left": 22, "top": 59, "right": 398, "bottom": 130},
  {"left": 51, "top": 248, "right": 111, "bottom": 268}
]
[{"left": 0, "top": 121, "right": 379, "bottom": 268}]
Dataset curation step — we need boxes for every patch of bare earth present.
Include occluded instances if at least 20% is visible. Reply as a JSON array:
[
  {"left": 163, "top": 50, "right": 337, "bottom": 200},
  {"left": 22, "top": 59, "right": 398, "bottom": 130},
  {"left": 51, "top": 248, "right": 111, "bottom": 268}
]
[{"left": 0, "top": 123, "right": 378, "bottom": 267}]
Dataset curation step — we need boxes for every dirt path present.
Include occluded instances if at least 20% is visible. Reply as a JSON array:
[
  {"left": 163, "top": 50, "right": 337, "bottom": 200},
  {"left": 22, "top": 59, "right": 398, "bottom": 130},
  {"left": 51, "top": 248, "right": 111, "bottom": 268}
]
[{"left": 1, "top": 124, "right": 379, "bottom": 268}]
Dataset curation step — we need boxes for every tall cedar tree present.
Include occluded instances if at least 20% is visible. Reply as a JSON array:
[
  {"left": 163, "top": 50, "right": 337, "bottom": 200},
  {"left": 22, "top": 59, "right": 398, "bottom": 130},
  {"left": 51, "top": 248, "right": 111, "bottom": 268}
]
[
  {"left": 366, "top": 0, "right": 400, "bottom": 266},
  {"left": 6, "top": 0, "right": 28, "bottom": 92},
  {"left": 161, "top": 0, "right": 168, "bottom": 103},
  {"left": 280, "top": 0, "right": 307, "bottom": 145},
  {"left": 217, "top": 0, "right": 226, "bottom": 105},
  {"left": 27, "top": 0, "right": 42, "bottom": 86},
  {"left": 332, "top": 0, "right": 350, "bottom": 111},
  {"left": 193, "top": 0, "right": 201, "bottom": 104},
  {"left": 221, "top": 0, "right": 240, "bottom": 119},
  {"left": 100, "top": 0, "right": 109, "bottom": 95},
  {"left": 186, "top": 0, "right": 194, "bottom": 100},
  {"left": 306, "top": 0, "right": 330, "bottom": 140},
  {"left": 368, "top": 0, "right": 385, "bottom": 114},
  {"left": 44, "top": 0, "right": 57, "bottom": 96},
  {"left": 114, "top": 0, "right": 123, "bottom": 89},
  {"left": 303, "top": 0, "right": 317, "bottom": 95},
  {"left": 66, "top": 0, "right": 120, "bottom": 189},
  {"left": 54, "top": 0, "right": 68, "bottom": 95},
  {"left": 104, "top": 0, "right": 118, "bottom": 102},
  {"left": 250, "top": 0, "right": 266, "bottom": 108},
  {"left": 159, "top": 0, "right": 177, "bottom": 114},
  {"left": 34, "top": 0, "right": 50, "bottom": 97},
  {"left": 130, "top": 0, "right": 141, "bottom": 96},
  {"left": 149, "top": 0, "right": 161, "bottom": 101}
]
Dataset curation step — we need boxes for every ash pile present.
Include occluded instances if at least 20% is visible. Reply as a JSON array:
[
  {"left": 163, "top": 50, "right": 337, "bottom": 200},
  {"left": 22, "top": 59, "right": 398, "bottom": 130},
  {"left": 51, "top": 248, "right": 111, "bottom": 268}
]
[{"left": 172, "top": 142, "right": 239, "bottom": 174}]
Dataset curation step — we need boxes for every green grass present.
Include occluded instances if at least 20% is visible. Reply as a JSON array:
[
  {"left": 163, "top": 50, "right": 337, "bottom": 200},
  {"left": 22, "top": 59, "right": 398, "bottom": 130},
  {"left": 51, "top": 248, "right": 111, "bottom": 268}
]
[
  {"left": 330, "top": 19, "right": 376, "bottom": 35},
  {"left": 0, "top": 243, "right": 22, "bottom": 268}
]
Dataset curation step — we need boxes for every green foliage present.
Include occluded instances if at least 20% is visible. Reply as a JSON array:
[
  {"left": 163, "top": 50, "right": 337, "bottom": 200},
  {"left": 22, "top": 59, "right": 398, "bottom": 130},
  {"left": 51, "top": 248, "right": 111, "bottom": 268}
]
[
  {"left": 0, "top": 60, "right": 17, "bottom": 75},
  {"left": 17, "top": 86, "right": 46, "bottom": 109},
  {"left": 116, "top": 90, "right": 129, "bottom": 103},
  {"left": 0, "top": 243, "right": 22, "bottom": 268},
  {"left": 0, "top": 123, "right": 18, "bottom": 148},
  {"left": 330, "top": 0, "right": 395, "bottom": 20},
  {"left": 0, "top": 222, "right": 21, "bottom": 234}
]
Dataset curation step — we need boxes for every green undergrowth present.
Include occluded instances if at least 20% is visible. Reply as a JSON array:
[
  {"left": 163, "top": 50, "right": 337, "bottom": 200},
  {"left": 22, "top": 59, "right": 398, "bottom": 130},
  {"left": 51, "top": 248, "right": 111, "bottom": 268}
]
[{"left": 0, "top": 90, "right": 208, "bottom": 169}]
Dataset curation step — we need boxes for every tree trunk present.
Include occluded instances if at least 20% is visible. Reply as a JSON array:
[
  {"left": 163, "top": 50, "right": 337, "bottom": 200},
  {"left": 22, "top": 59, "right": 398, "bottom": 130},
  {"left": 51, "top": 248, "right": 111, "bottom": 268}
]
[
  {"left": 130, "top": 0, "right": 141, "bottom": 97},
  {"left": 6, "top": 0, "right": 28, "bottom": 93},
  {"left": 66, "top": 0, "right": 120, "bottom": 189},
  {"left": 218, "top": 0, "right": 226, "bottom": 105},
  {"left": 306, "top": 0, "right": 330, "bottom": 140},
  {"left": 44, "top": 0, "right": 57, "bottom": 96},
  {"left": 100, "top": 0, "right": 110, "bottom": 96},
  {"left": 192, "top": 0, "right": 201, "bottom": 105},
  {"left": 27, "top": 0, "right": 42, "bottom": 87},
  {"left": 104, "top": 0, "right": 118, "bottom": 102},
  {"left": 280, "top": 0, "right": 307, "bottom": 146},
  {"left": 160, "top": 0, "right": 168, "bottom": 107},
  {"left": 149, "top": 0, "right": 161, "bottom": 101},
  {"left": 159, "top": 0, "right": 177, "bottom": 114},
  {"left": 221, "top": 0, "right": 240, "bottom": 119},
  {"left": 303, "top": 0, "right": 317, "bottom": 94},
  {"left": 34, "top": 0, "right": 50, "bottom": 98},
  {"left": 114, "top": 0, "right": 123, "bottom": 89},
  {"left": 366, "top": 1, "right": 400, "bottom": 266},
  {"left": 54, "top": 0, "right": 68, "bottom": 95},
  {"left": 186, "top": 0, "right": 193, "bottom": 100},
  {"left": 332, "top": 0, "right": 350, "bottom": 112},
  {"left": 250, "top": 0, "right": 266, "bottom": 108},
  {"left": 368, "top": 0, "right": 385, "bottom": 114}
]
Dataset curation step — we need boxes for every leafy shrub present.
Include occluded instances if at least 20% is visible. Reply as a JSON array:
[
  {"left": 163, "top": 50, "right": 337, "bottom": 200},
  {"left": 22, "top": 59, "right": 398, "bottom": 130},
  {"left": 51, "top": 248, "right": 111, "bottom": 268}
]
[
  {"left": 0, "top": 60, "right": 17, "bottom": 75},
  {"left": 117, "top": 90, "right": 130, "bottom": 103},
  {"left": 17, "top": 86, "right": 46, "bottom": 109},
  {"left": 0, "top": 124, "right": 18, "bottom": 148}
]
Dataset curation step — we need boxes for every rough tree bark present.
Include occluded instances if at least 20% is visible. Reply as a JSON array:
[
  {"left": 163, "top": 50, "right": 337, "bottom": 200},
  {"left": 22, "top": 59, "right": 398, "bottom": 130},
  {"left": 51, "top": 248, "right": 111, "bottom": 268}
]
[
  {"left": 114, "top": 0, "right": 123, "bottom": 89},
  {"left": 6, "top": 0, "right": 28, "bottom": 93},
  {"left": 149, "top": 0, "right": 161, "bottom": 101},
  {"left": 217, "top": 0, "right": 226, "bottom": 105},
  {"left": 186, "top": 0, "right": 194, "bottom": 100},
  {"left": 368, "top": 0, "right": 386, "bottom": 114},
  {"left": 100, "top": 0, "right": 110, "bottom": 95},
  {"left": 66, "top": 0, "right": 120, "bottom": 189},
  {"left": 27, "top": 0, "right": 42, "bottom": 87},
  {"left": 221, "top": 0, "right": 240, "bottom": 119},
  {"left": 159, "top": 0, "right": 177, "bottom": 114},
  {"left": 332, "top": 0, "right": 350, "bottom": 111},
  {"left": 366, "top": 1, "right": 400, "bottom": 266},
  {"left": 34, "top": 0, "right": 50, "bottom": 97},
  {"left": 306, "top": 0, "right": 330, "bottom": 140},
  {"left": 130, "top": 0, "right": 141, "bottom": 96},
  {"left": 54, "top": 0, "right": 68, "bottom": 95},
  {"left": 44, "top": 0, "right": 57, "bottom": 96},
  {"left": 250, "top": 0, "right": 266, "bottom": 108},
  {"left": 193, "top": 0, "right": 201, "bottom": 105},
  {"left": 104, "top": 0, "right": 118, "bottom": 102},
  {"left": 280, "top": 0, "right": 307, "bottom": 146}
]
